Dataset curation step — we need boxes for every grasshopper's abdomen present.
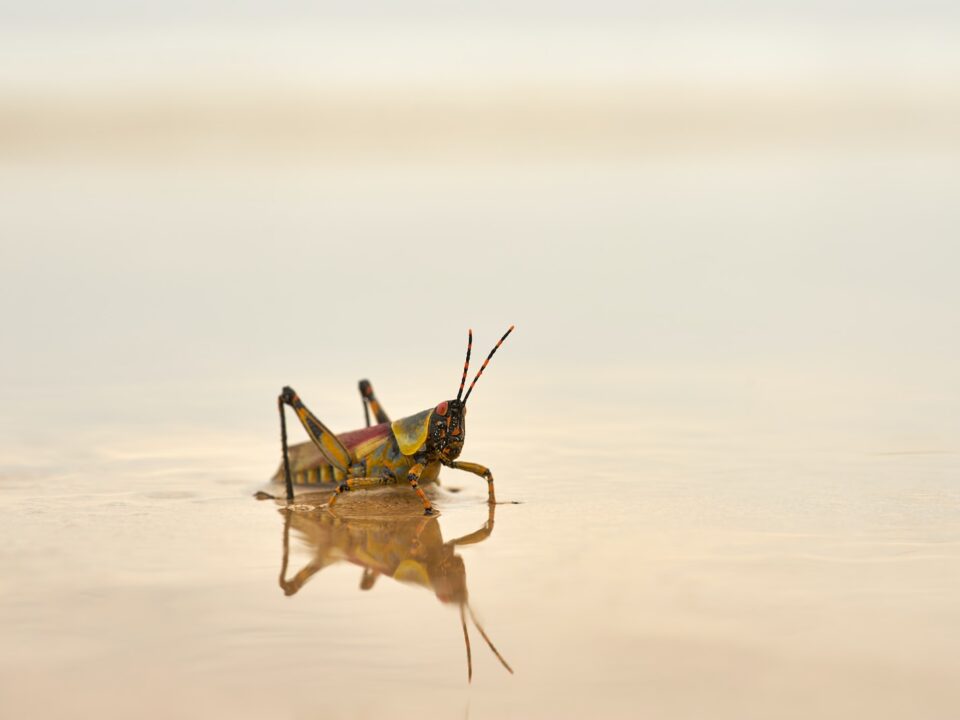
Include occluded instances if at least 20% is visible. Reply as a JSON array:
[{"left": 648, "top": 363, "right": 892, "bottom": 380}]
[
  {"left": 273, "top": 422, "right": 437, "bottom": 487},
  {"left": 274, "top": 423, "right": 390, "bottom": 485},
  {"left": 272, "top": 440, "right": 339, "bottom": 485}
]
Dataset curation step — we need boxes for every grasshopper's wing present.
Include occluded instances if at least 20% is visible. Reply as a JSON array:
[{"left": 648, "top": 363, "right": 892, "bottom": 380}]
[{"left": 391, "top": 408, "right": 433, "bottom": 456}]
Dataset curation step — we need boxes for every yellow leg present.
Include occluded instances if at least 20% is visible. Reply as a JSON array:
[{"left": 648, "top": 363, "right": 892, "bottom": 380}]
[
  {"left": 280, "top": 386, "right": 352, "bottom": 473},
  {"left": 446, "top": 460, "right": 496, "bottom": 504},
  {"left": 407, "top": 463, "right": 434, "bottom": 515},
  {"left": 326, "top": 476, "right": 391, "bottom": 508},
  {"left": 448, "top": 501, "right": 496, "bottom": 547}
]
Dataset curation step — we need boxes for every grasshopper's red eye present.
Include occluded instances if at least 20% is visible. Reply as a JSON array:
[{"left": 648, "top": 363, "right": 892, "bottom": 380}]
[{"left": 436, "top": 401, "right": 448, "bottom": 416}]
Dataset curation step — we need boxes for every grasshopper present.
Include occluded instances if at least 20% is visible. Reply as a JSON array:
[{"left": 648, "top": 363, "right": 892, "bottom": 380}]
[
  {"left": 276, "top": 501, "right": 512, "bottom": 680},
  {"left": 274, "top": 326, "right": 515, "bottom": 515}
]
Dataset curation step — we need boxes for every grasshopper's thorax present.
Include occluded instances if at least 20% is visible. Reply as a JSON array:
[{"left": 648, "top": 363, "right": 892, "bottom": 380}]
[{"left": 426, "top": 399, "right": 466, "bottom": 464}]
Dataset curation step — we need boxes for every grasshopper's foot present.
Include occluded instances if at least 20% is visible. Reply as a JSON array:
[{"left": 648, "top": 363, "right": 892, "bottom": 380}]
[
  {"left": 485, "top": 472, "right": 498, "bottom": 505},
  {"left": 407, "top": 466, "right": 434, "bottom": 515},
  {"left": 326, "top": 482, "right": 350, "bottom": 509}
]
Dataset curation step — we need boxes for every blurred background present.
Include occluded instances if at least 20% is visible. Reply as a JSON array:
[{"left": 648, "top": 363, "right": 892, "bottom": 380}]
[
  {"left": 2, "top": 3, "right": 960, "bottom": 719},
  {"left": 2, "top": 1, "right": 958, "bottom": 444}
]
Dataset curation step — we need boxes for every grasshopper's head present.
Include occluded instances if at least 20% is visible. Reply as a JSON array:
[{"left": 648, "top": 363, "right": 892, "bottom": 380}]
[
  {"left": 431, "top": 553, "right": 467, "bottom": 604},
  {"left": 429, "top": 325, "right": 515, "bottom": 464},
  {"left": 429, "top": 398, "right": 466, "bottom": 462}
]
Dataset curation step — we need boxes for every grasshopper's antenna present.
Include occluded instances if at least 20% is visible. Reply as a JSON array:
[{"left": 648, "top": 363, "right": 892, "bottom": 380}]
[
  {"left": 456, "top": 329, "right": 473, "bottom": 402},
  {"left": 462, "top": 325, "right": 514, "bottom": 404},
  {"left": 467, "top": 604, "right": 514, "bottom": 674},
  {"left": 460, "top": 603, "right": 473, "bottom": 682}
]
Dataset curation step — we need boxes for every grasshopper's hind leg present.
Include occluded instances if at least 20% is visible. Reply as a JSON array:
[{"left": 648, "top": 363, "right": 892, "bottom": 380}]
[
  {"left": 358, "top": 379, "right": 390, "bottom": 427},
  {"left": 278, "top": 386, "right": 352, "bottom": 503},
  {"left": 277, "top": 395, "right": 294, "bottom": 501}
]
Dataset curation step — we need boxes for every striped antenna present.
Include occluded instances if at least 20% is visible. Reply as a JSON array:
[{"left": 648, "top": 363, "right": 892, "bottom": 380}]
[
  {"left": 462, "top": 325, "right": 515, "bottom": 404},
  {"left": 460, "top": 604, "right": 473, "bottom": 682},
  {"left": 468, "top": 604, "right": 514, "bottom": 674},
  {"left": 456, "top": 329, "right": 473, "bottom": 402}
]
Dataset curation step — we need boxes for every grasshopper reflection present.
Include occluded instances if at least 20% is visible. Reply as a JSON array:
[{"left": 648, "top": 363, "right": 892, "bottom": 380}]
[{"left": 274, "top": 499, "right": 513, "bottom": 681}]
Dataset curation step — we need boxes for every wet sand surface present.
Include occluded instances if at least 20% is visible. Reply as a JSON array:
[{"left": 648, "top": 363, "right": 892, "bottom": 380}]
[{"left": 2, "top": 396, "right": 959, "bottom": 719}]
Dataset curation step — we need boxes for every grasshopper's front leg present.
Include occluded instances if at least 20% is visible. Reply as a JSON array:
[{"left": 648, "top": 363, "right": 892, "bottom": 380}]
[
  {"left": 444, "top": 461, "right": 498, "bottom": 504},
  {"left": 406, "top": 463, "right": 435, "bottom": 515},
  {"left": 446, "top": 501, "right": 496, "bottom": 547}
]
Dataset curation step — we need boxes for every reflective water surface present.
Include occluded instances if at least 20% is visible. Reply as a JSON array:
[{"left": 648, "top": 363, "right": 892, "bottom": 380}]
[
  {"left": 2, "top": 398, "right": 959, "bottom": 719},
  {"left": 273, "top": 492, "right": 512, "bottom": 682}
]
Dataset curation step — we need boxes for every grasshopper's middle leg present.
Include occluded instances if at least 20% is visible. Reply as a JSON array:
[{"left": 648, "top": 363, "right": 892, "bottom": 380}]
[
  {"left": 445, "top": 461, "right": 498, "bottom": 504},
  {"left": 327, "top": 475, "right": 395, "bottom": 508},
  {"left": 328, "top": 466, "right": 435, "bottom": 516}
]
